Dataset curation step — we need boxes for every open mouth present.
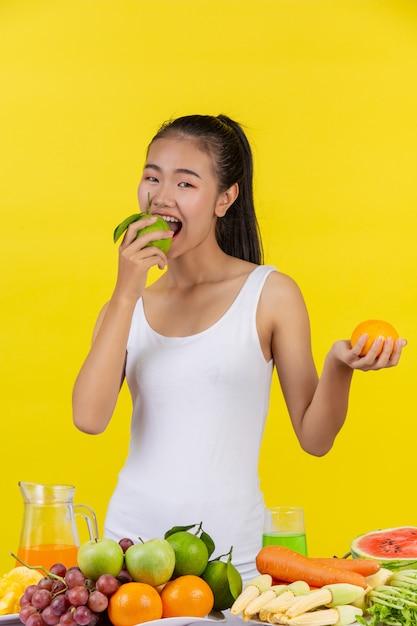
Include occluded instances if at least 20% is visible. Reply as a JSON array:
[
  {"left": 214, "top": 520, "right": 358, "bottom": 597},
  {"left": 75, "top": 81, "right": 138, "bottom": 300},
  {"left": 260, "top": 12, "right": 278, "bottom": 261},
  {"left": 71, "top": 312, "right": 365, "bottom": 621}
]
[{"left": 158, "top": 214, "right": 182, "bottom": 236}]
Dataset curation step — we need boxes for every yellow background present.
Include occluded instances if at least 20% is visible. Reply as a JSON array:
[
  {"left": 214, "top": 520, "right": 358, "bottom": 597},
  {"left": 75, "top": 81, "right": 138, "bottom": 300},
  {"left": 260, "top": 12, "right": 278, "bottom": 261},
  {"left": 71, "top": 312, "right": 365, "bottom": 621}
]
[{"left": 1, "top": 0, "right": 416, "bottom": 574}]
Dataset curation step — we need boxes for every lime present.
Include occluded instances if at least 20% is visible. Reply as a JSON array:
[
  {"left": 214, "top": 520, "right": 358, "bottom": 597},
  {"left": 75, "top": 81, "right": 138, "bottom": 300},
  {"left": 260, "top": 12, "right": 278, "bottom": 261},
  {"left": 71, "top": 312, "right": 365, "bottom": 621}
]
[
  {"left": 140, "top": 216, "right": 172, "bottom": 254},
  {"left": 202, "top": 559, "right": 242, "bottom": 611},
  {"left": 166, "top": 531, "right": 209, "bottom": 577}
]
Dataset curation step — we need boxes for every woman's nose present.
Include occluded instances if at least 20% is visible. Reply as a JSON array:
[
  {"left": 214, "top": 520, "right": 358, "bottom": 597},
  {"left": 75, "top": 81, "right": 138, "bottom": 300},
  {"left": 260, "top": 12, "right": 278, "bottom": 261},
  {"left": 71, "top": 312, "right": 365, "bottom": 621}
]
[{"left": 152, "top": 187, "right": 175, "bottom": 208}]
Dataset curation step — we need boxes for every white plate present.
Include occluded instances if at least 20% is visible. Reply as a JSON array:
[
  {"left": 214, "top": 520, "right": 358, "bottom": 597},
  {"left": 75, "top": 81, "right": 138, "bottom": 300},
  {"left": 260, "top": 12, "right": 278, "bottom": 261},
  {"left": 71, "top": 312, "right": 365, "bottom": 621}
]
[
  {"left": 0, "top": 612, "right": 226, "bottom": 626},
  {"left": 0, "top": 616, "right": 20, "bottom": 625},
  {"left": 136, "top": 613, "right": 226, "bottom": 626}
]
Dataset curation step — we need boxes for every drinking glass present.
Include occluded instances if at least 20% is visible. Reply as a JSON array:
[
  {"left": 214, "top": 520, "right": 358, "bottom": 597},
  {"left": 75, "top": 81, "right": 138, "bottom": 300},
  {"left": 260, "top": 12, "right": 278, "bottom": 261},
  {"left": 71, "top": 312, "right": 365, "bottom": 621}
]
[{"left": 262, "top": 505, "right": 308, "bottom": 555}]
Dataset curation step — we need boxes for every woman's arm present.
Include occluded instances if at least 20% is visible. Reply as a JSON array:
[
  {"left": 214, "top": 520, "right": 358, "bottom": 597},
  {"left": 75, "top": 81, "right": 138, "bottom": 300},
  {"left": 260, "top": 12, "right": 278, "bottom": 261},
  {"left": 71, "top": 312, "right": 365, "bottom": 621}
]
[
  {"left": 260, "top": 272, "right": 406, "bottom": 456},
  {"left": 72, "top": 217, "right": 172, "bottom": 434},
  {"left": 72, "top": 297, "right": 136, "bottom": 434}
]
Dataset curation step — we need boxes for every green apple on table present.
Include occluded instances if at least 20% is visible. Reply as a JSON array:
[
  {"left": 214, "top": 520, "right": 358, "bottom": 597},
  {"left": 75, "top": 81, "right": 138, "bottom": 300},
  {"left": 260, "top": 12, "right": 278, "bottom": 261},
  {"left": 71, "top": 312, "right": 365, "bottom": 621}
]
[{"left": 77, "top": 538, "right": 124, "bottom": 580}]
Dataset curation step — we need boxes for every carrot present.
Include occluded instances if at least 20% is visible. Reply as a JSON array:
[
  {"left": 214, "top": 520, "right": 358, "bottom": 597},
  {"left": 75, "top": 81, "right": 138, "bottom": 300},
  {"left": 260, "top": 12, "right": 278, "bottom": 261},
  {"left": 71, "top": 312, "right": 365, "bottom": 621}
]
[
  {"left": 311, "top": 557, "right": 381, "bottom": 576},
  {"left": 256, "top": 545, "right": 368, "bottom": 589}
]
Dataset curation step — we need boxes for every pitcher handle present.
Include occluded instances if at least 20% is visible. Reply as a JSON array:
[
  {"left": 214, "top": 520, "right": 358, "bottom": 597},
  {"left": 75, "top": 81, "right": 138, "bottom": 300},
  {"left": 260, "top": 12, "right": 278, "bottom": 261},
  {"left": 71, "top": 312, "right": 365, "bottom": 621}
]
[{"left": 74, "top": 504, "right": 99, "bottom": 541}]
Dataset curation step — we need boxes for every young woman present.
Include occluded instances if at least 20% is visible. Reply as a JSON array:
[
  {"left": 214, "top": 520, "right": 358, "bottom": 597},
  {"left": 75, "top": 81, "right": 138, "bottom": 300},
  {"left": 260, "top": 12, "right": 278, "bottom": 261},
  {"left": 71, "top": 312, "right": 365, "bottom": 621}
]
[{"left": 73, "top": 114, "right": 406, "bottom": 581}]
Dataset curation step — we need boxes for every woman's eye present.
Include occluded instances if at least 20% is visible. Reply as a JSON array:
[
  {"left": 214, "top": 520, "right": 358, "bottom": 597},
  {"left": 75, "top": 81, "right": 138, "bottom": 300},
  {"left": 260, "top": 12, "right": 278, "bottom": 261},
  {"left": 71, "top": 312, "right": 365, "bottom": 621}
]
[
  {"left": 146, "top": 176, "right": 158, "bottom": 183},
  {"left": 179, "top": 181, "right": 193, "bottom": 188}
]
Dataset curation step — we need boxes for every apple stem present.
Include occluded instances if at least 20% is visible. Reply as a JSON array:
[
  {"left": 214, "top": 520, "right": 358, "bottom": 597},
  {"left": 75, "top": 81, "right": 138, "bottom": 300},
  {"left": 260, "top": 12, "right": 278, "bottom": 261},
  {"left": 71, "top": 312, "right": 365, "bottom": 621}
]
[{"left": 147, "top": 191, "right": 151, "bottom": 216}]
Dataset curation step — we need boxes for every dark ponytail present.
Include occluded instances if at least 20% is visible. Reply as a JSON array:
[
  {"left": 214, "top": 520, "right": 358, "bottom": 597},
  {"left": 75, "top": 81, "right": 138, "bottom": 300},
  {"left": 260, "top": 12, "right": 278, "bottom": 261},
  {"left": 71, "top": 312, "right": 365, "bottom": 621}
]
[{"left": 149, "top": 114, "right": 264, "bottom": 264}]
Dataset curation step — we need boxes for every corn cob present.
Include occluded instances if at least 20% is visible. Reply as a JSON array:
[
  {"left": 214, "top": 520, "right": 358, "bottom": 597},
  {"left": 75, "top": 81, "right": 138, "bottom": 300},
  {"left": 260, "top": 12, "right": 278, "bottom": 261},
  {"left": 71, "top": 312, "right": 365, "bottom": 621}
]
[
  {"left": 285, "top": 583, "right": 365, "bottom": 618},
  {"left": 243, "top": 585, "right": 288, "bottom": 616},
  {"left": 268, "top": 612, "right": 290, "bottom": 624},
  {"left": 230, "top": 574, "right": 273, "bottom": 615},
  {"left": 286, "top": 605, "right": 363, "bottom": 626},
  {"left": 365, "top": 567, "right": 392, "bottom": 590},
  {"left": 260, "top": 582, "right": 311, "bottom": 614},
  {"left": 244, "top": 580, "right": 311, "bottom": 618}
]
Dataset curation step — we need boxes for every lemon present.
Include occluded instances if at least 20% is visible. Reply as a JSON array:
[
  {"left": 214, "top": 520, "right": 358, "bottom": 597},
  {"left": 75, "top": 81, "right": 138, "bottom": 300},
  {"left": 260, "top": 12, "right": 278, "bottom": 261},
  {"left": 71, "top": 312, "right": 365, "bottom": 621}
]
[{"left": 166, "top": 531, "right": 209, "bottom": 578}]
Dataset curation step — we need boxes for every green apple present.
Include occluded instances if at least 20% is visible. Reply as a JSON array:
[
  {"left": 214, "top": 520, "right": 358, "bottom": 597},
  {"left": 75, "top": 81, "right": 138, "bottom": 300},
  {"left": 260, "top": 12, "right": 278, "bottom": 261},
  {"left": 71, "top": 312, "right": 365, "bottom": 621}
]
[
  {"left": 77, "top": 538, "right": 124, "bottom": 581},
  {"left": 125, "top": 538, "right": 175, "bottom": 587},
  {"left": 113, "top": 194, "right": 173, "bottom": 254}
]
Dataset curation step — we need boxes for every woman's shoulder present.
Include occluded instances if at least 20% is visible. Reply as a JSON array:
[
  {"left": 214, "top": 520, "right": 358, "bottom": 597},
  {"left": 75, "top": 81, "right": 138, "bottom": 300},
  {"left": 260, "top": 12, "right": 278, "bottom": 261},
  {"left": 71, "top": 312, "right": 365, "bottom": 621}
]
[{"left": 260, "top": 268, "right": 307, "bottom": 311}]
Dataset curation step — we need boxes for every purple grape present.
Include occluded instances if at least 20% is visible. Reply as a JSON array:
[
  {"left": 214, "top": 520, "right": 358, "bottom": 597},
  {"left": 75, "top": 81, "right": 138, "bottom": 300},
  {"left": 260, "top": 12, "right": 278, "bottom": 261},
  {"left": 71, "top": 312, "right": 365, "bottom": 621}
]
[
  {"left": 118, "top": 538, "right": 134, "bottom": 553},
  {"left": 26, "top": 613, "right": 45, "bottom": 626},
  {"left": 41, "top": 606, "right": 61, "bottom": 625},
  {"left": 116, "top": 569, "right": 132, "bottom": 585},
  {"left": 50, "top": 563, "right": 67, "bottom": 577},
  {"left": 23, "top": 584, "right": 39, "bottom": 602},
  {"left": 50, "top": 594, "right": 70, "bottom": 616},
  {"left": 51, "top": 579, "right": 67, "bottom": 594},
  {"left": 67, "top": 586, "right": 89, "bottom": 607},
  {"left": 19, "top": 605, "right": 38, "bottom": 624},
  {"left": 32, "top": 588, "right": 53, "bottom": 610},
  {"left": 87, "top": 590, "right": 108, "bottom": 613},
  {"left": 87, "top": 614, "right": 99, "bottom": 626},
  {"left": 38, "top": 577, "right": 54, "bottom": 590},
  {"left": 20, "top": 595, "right": 31, "bottom": 608},
  {"left": 95, "top": 574, "right": 119, "bottom": 597},
  {"left": 65, "top": 568, "right": 86, "bottom": 589},
  {"left": 73, "top": 606, "right": 93, "bottom": 626},
  {"left": 59, "top": 611, "right": 76, "bottom": 626}
]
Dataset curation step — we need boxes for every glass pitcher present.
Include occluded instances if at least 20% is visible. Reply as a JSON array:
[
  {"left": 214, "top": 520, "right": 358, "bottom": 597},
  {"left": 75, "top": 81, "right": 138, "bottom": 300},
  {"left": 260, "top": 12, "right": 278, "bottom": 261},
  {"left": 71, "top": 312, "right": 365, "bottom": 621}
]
[{"left": 17, "top": 482, "right": 99, "bottom": 569}]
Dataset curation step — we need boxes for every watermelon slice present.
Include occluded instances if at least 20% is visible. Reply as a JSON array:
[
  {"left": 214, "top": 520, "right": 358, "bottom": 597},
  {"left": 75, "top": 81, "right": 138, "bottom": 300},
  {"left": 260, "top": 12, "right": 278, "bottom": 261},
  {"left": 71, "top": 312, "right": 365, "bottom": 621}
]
[{"left": 351, "top": 526, "right": 417, "bottom": 571}]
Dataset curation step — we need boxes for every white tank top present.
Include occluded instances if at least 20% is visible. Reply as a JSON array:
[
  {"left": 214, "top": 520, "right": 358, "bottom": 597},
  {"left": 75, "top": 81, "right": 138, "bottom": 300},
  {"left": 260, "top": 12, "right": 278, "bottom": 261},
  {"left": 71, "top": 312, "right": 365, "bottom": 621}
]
[{"left": 104, "top": 265, "right": 276, "bottom": 582}]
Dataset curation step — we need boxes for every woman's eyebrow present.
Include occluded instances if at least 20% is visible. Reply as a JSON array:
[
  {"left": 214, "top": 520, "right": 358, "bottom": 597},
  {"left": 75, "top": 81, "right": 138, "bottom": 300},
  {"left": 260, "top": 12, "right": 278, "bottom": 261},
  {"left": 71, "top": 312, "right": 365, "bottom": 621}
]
[{"left": 144, "top": 163, "right": 201, "bottom": 179}]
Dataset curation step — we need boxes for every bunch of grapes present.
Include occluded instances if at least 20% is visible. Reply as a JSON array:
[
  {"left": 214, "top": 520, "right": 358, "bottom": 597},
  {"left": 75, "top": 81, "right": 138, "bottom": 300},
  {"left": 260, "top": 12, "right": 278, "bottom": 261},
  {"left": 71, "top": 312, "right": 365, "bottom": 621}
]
[{"left": 19, "top": 539, "right": 135, "bottom": 626}]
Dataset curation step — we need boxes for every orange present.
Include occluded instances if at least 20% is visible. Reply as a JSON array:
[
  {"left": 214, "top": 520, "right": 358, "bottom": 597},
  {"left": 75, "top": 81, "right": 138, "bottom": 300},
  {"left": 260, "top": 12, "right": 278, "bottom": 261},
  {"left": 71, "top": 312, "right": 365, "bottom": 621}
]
[
  {"left": 351, "top": 319, "right": 399, "bottom": 356},
  {"left": 107, "top": 581, "right": 163, "bottom": 626},
  {"left": 160, "top": 574, "right": 214, "bottom": 618}
]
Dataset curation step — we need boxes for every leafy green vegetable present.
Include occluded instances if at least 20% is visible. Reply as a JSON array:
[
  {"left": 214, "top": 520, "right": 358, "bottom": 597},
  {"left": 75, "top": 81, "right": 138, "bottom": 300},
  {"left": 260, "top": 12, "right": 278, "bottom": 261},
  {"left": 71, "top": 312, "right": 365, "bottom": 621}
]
[{"left": 360, "top": 571, "right": 417, "bottom": 626}]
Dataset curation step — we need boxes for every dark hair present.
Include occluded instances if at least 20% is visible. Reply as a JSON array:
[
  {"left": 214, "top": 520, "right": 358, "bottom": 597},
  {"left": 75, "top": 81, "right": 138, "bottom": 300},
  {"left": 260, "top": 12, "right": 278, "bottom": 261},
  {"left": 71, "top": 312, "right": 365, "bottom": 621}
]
[{"left": 148, "top": 114, "right": 263, "bottom": 264}]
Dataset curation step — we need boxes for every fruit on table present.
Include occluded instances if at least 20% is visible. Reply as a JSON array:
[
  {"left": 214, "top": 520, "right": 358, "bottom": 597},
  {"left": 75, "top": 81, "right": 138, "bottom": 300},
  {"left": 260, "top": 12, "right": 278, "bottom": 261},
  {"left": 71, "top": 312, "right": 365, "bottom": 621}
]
[
  {"left": 201, "top": 547, "right": 243, "bottom": 610},
  {"left": 108, "top": 581, "right": 163, "bottom": 626},
  {"left": 351, "top": 526, "right": 417, "bottom": 570},
  {"left": 350, "top": 319, "right": 399, "bottom": 356},
  {"left": 18, "top": 561, "right": 121, "bottom": 626},
  {"left": 77, "top": 537, "right": 124, "bottom": 580},
  {"left": 160, "top": 574, "right": 214, "bottom": 618},
  {"left": 166, "top": 530, "right": 209, "bottom": 577},
  {"left": 113, "top": 193, "right": 173, "bottom": 254},
  {"left": 0, "top": 566, "right": 43, "bottom": 615},
  {"left": 124, "top": 537, "right": 175, "bottom": 587}
]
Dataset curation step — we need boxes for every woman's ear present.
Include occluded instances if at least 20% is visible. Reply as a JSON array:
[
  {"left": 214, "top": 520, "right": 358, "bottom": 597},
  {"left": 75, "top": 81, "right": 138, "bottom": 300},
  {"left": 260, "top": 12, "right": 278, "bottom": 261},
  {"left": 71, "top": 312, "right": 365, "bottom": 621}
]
[{"left": 215, "top": 183, "right": 239, "bottom": 217}]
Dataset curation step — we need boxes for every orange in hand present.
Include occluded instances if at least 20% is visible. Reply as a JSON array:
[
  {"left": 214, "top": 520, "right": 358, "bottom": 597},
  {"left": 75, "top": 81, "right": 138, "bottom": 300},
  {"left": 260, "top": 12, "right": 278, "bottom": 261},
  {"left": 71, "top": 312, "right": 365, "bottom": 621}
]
[
  {"left": 107, "top": 581, "right": 163, "bottom": 626},
  {"left": 351, "top": 319, "right": 399, "bottom": 357},
  {"left": 160, "top": 574, "right": 214, "bottom": 618}
]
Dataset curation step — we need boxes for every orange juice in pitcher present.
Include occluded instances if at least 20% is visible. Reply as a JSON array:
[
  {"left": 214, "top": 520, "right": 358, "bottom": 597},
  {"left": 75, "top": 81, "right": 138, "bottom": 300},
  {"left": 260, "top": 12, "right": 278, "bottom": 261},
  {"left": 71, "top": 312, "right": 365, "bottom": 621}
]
[{"left": 17, "top": 482, "right": 98, "bottom": 569}]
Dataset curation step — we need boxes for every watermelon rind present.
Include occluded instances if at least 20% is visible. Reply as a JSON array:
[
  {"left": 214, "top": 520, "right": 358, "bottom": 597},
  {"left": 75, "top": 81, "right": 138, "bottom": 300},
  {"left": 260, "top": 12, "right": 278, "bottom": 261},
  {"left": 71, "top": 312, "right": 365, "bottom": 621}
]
[{"left": 351, "top": 526, "right": 417, "bottom": 571}]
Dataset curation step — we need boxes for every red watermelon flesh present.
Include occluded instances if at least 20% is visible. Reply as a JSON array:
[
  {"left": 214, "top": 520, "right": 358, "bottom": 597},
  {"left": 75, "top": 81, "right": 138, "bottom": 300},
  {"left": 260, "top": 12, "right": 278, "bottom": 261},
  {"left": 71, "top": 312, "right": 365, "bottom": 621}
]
[{"left": 351, "top": 526, "right": 417, "bottom": 571}]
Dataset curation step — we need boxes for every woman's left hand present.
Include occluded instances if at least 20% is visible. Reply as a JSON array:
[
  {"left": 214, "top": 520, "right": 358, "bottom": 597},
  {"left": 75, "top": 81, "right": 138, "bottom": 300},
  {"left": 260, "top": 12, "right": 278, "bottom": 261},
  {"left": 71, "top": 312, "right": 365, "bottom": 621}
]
[{"left": 334, "top": 335, "right": 407, "bottom": 371}]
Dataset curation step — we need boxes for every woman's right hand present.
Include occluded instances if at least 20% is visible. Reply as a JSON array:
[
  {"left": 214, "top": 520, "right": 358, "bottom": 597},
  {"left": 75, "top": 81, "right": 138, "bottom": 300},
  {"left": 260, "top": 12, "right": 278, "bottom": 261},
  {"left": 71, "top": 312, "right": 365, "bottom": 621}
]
[{"left": 114, "top": 216, "right": 173, "bottom": 303}]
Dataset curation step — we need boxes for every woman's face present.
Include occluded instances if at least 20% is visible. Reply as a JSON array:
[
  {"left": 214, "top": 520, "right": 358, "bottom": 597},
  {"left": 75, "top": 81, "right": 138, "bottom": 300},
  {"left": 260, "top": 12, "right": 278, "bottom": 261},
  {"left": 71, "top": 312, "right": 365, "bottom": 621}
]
[{"left": 137, "top": 137, "right": 229, "bottom": 256}]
